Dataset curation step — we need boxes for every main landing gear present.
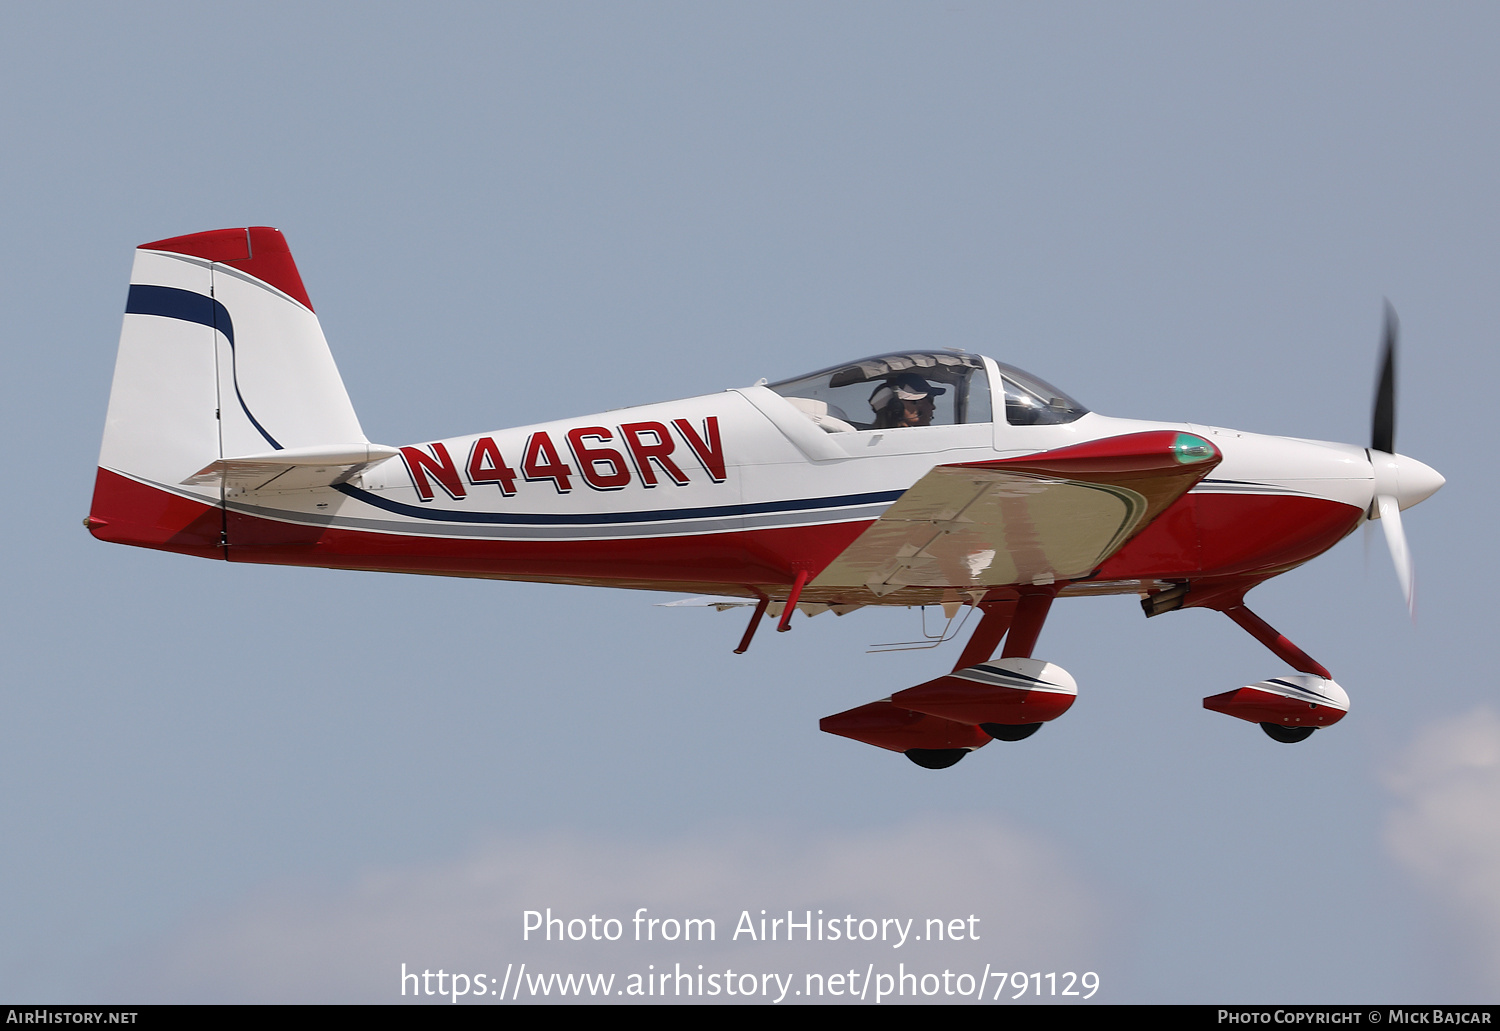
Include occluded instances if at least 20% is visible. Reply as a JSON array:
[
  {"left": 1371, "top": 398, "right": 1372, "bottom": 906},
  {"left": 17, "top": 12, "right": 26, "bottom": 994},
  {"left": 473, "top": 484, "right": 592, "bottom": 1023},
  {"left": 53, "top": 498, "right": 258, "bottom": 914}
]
[{"left": 819, "top": 586, "right": 1078, "bottom": 769}]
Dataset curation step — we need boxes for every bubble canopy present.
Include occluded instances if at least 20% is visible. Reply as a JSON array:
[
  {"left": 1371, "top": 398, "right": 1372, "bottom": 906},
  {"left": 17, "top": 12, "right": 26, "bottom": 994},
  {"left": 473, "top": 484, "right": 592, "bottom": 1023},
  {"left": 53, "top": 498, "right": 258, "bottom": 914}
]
[{"left": 764, "top": 352, "right": 1088, "bottom": 430}]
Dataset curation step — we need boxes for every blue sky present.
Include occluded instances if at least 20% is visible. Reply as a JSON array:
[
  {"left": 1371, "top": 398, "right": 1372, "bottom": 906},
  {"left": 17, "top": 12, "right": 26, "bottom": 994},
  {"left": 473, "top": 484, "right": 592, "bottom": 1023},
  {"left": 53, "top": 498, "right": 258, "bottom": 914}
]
[{"left": 2, "top": 2, "right": 1497, "bottom": 1003}]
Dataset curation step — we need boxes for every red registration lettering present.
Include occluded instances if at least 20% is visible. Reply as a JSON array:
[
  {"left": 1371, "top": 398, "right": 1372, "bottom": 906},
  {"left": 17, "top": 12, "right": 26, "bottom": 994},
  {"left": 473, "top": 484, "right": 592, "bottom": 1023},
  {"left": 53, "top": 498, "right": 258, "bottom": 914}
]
[
  {"left": 567, "top": 427, "right": 632, "bottom": 491},
  {"left": 521, "top": 431, "right": 574, "bottom": 493},
  {"left": 672, "top": 416, "right": 726, "bottom": 482},
  {"left": 466, "top": 436, "right": 518, "bottom": 495},
  {"left": 400, "top": 443, "right": 467, "bottom": 501},
  {"left": 619, "top": 421, "right": 690, "bottom": 487}
]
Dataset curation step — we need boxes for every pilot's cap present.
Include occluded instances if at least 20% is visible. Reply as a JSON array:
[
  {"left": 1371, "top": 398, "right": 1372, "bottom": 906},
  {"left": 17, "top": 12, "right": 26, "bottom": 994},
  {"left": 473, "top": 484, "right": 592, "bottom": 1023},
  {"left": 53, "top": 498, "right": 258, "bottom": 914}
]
[{"left": 869, "top": 373, "right": 946, "bottom": 412}]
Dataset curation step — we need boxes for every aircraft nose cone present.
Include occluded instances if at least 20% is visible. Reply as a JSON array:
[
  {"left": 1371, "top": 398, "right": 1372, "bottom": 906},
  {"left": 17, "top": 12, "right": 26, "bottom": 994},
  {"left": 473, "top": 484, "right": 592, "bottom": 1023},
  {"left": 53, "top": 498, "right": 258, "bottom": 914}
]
[
  {"left": 1394, "top": 453, "right": 1444, "bottom": 509},
  {"left": 1371, "top": 451, "right": 1444, "bottom": 511}
]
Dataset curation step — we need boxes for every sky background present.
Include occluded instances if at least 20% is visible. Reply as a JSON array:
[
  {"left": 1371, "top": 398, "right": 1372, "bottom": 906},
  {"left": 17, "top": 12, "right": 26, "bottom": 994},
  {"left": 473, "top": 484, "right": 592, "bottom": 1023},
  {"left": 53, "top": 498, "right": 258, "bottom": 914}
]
[{"left": 1, "top": 1, "right": 1497, "bottom": 1004}]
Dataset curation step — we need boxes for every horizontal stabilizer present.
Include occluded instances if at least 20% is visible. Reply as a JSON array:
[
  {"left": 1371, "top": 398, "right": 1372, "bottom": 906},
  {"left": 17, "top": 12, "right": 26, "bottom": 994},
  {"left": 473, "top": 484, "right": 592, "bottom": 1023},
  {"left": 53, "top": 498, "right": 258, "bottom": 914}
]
[{"left": 183, "top": 443, "right": 400, "bottom": 491}]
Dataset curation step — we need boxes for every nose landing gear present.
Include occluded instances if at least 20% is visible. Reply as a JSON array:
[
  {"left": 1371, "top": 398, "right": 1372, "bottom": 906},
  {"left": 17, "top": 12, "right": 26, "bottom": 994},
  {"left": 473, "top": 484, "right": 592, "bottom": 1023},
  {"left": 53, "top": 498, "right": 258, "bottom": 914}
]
[{"left": 1189, "top": 592, "right": 1348, "bottom": 743}]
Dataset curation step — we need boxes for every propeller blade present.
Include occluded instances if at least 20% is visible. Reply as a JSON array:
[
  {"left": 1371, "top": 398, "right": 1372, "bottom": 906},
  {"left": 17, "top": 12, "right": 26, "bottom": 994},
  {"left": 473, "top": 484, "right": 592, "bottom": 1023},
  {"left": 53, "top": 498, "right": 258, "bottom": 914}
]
[
  {"left": 1372, "top": 302, "right": 1398, "bottom": 455},
  {"left": 1375, "top": 493, "right": 1415, "bottom": 618}
]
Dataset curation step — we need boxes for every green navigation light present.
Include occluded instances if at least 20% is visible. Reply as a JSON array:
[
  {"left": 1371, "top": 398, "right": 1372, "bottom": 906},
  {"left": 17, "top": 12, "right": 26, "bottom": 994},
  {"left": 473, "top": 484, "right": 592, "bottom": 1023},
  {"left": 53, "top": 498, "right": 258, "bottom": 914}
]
[{"left": 1171, "top": 433, "right": 1216, "bottom": 464}]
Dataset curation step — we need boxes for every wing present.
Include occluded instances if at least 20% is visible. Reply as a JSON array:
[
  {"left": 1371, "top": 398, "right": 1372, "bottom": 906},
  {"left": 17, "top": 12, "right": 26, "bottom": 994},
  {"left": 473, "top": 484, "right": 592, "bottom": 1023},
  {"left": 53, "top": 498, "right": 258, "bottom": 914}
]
[{"left": 810, "top": 430, "right": 1220, "bottom": 596}]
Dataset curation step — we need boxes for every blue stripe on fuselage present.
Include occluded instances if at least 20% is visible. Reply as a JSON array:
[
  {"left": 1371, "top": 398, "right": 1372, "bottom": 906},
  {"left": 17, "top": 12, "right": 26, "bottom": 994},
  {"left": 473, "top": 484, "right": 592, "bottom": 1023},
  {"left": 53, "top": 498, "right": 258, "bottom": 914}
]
[{"left": 332, "top": 483, "right": 903, "bottom": 526}]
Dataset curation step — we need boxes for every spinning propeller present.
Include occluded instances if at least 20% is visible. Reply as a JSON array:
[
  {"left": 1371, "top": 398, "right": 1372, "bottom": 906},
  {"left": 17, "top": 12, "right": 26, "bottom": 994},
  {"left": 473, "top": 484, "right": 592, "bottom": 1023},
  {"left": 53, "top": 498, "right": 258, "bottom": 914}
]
[{"left": 1367, "top": 303, "right": 1443, "bottom": 617}]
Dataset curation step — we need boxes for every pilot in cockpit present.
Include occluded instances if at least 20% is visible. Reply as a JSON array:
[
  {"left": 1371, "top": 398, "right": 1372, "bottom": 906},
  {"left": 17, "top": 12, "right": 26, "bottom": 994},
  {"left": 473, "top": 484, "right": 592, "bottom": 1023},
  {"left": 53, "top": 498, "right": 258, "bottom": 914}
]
[{"left": 868, "top": 373, "right": 946, "bottom": 429}]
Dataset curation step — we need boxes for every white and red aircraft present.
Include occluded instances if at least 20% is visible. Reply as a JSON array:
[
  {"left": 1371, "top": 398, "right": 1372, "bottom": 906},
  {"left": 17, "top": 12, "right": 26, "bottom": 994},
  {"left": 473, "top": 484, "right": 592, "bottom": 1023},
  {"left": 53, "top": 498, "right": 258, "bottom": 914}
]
[{"left": 88, "top": 227, "right": 1444, "bottom": 768}]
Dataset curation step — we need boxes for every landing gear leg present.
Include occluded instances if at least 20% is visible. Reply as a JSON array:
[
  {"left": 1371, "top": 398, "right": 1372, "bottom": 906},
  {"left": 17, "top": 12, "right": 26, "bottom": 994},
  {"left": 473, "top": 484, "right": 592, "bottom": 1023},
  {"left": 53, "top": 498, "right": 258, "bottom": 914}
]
[
  {"left": 1001, "top": 586, "right": 1058, "bottom": 660},
  {"left": 950, "top": 598, "right": 1016, "bottom": 671},
  {"left": 948, "top": 586, "right": 1061, "bottom": 742},
  {"left": 1213, "top": 600, "right": 1332, "bottom": 679},
  {"left": 1200, "top": 595, "right": 1345, "bottom": 742}
]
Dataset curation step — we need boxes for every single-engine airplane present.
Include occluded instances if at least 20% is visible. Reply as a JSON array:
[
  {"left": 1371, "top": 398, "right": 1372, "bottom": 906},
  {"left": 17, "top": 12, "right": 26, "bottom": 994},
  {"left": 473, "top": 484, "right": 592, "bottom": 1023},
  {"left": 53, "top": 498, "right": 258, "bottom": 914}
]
[{"left": 88, "top": 227, "right": 1444, "bottom": 768}]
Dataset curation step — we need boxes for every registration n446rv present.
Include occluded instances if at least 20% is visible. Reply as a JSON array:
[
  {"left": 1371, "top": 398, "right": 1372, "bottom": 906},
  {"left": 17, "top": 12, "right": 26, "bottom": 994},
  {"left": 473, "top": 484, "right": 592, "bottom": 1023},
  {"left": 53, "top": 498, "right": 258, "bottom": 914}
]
[{"left": 88, "top": 227, "right": 1442, "bottom": 768}]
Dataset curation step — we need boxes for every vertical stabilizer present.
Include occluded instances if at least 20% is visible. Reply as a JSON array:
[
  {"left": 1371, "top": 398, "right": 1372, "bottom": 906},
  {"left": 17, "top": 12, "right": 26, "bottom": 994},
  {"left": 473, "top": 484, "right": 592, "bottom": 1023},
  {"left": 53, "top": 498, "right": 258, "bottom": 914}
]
[{"left": 89, "top": 227, "right": 368, "bottom": 556}]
